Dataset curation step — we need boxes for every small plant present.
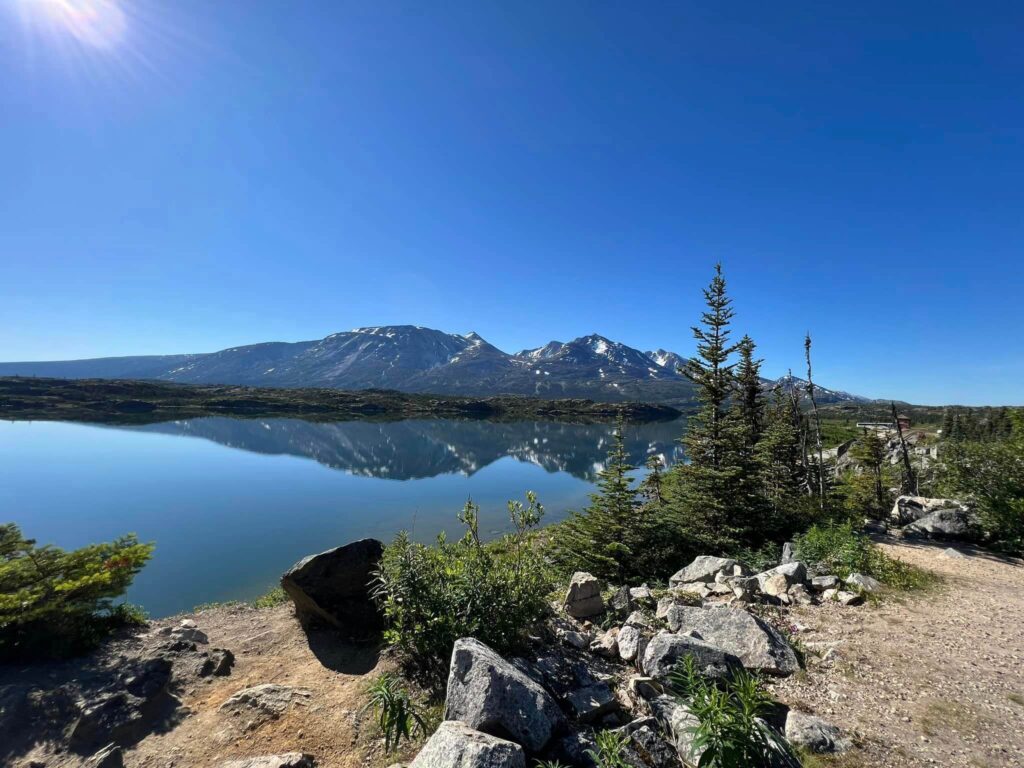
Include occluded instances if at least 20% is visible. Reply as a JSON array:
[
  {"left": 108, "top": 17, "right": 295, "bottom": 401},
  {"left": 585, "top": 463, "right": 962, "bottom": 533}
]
[
  {"left": 252, "top": 585, "right": 288, "bottom": 609},
  {"left": 534, "top": 761, "right": 571, "bottom": 768},
  {"left": 364, "top": 672, "right": 427, "bottom": 752},
  {"left": 668, "top": 656, "right": 801, "bottom": 768},
  {"left": 586, "top": 729, "right": 632, "bottom": 768}
]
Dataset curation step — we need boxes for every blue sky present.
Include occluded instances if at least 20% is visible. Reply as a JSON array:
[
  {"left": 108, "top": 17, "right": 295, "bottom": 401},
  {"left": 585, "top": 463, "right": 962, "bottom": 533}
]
[{"left": 1, "top": 1, "right": 1022, "bottom": 405}]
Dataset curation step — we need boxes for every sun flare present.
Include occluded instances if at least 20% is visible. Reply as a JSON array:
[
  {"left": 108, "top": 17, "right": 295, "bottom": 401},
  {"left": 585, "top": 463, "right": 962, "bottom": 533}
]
[{"left": 22, "top": 0, "right": 128, "bottom": 50}]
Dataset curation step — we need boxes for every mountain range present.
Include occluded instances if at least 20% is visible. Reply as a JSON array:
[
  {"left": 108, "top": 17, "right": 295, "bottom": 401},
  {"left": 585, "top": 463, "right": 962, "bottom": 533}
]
[{"left": 0, "top": 325, "right": 868, "bottom": 407}]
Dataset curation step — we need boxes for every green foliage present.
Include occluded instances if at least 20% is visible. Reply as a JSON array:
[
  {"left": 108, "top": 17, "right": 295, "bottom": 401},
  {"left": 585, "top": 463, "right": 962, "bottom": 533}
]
[
  {"left": 0, "top": 523, "right": 153, "bottom": 661},
  {"left": 794, "top": 522, "right": 935, "bottom": 591},
  {"left": 586, "top": 729, "right": 632, "bottom": 768},
  {"left": 364, "top": 672, "right": 427, "bottom": 752},
  {"left": 252, "top": 585, "right": 289, "bottom": 609},
  {"left": 668, "top": 656, "right": 801, "bottom": 768},
  {"left": 373, "top": 493, "right": 553, "bottom": 681},
  {"left": 937, "top": 426, "right": 1024, "bottom": 554},
  {"left": 839, "top": 430, "right": 894, "bottom": 520}
]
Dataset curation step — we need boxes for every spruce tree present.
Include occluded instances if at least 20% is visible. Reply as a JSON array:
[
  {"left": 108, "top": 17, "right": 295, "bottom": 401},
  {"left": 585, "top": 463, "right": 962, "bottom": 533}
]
[
  {"left": 754, "top": 389, "right": 808, "bottom": 538},
  {"left": 734, "top": 335, "right": 766, "bottom": 447},
  {"left": 849, "top": 429, "right": 888, "bottom": 517}
]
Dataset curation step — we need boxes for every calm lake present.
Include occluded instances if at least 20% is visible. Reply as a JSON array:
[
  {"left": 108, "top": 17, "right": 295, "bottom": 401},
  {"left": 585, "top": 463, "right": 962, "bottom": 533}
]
[{"left": 2, "top": 416, "right": 686, "bottom": 617}]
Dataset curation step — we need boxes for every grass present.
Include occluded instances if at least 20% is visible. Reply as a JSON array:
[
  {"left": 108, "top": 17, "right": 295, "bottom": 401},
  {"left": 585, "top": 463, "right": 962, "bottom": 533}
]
[
  {"left": 252, "top": 585, "right": 289, "bottom": 608},
  {"left": 1008, "top": 692, "right": 1024, "bottom": 707},
  {"left": 918, "top": 700, "right": 978, "bottom": 738}
]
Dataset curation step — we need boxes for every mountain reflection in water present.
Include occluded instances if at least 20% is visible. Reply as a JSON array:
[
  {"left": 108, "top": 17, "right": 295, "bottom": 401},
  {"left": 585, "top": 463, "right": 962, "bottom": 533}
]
[{"left": 127, "top": 416, "right": 688, "bottom": 481}]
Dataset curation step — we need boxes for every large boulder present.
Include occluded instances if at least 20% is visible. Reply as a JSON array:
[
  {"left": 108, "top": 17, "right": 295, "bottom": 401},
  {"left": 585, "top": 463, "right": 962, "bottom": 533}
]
[
  {"left": 904, "top": 508, "right": 976, "bottom": 541},
  {"left": 280, "top": 539, "right": 384, "bottom": 640},
  {"left": 664, "top": 606, "right": 799, "bottom": 676},
  {"left": 646, "top": 695, "right": 704, "bottom": 766},
  {"left": 785, "top": 710, "right": 850, "bottom": 754},
  {"left": 890, "top": 496, "right": 966, "bottom": 526},
  {"left": 641, "top": 631, "right": 741, "bottom": 681},
  {"left": 445, "top": 639, "right": 564, "bottom": 752},
  {"left": 754, "top": 562, "right": 807, "bottom": 592},
  {"left": 564, "top": 572, "right": 605, "bottom": 618},
  {"left": 845, "top": 573, "right": 882, "bottom": 593},
  {"left": 218, "top": 755, "right": 316, "bottom": 768},
  {"left": 411, "top": 721, "right": 525, "bottom": 768},
  {"left": 669, "top": 556, "right": 737, "bottom": 587}
]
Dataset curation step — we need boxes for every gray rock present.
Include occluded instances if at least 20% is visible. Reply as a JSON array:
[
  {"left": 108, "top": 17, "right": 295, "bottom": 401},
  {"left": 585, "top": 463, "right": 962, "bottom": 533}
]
[
  {"left": 641, "top": 631, "right": 741, "bottom": 681},
  {"left": 610, "top": 586, "right": 634, "bottom": 614},
  {"left": 280, "top": 538, "right": 384, "bottom": 640},
  {"left": 171, "top": 626, "right": 209, "bottom": 645},
  {"left": 590, "top": 627, "right": 619, "bottom": 658},
  {"left": 523, "top": 648, "right": 602, "bottom": 702},
  {"left": 761, "top": 573, "right": 790, "bottom": 598},
  {"left": 548, "top": 730, "right": 598, "bottom": 768},
  {"left": 556, "top": 629, "right": 591, "bottom": 650},
  {"left": 629, "top": 585, "right": 654, "bottom": 602},
  {"left": 754, "top": 562, "right": 807, "bottom": 592},
  {"left": 669, "top": 556, "right": 737, "bottom": 586},
  {"left": 617, "top": 625, "right": 649, "bottom": 663},
  {"left": 566, "top": 683, "right": 618, "bottom": 723},
  {"left": 86, "top": 744, "right": 124, "bottom": 768},
  {"left": 218, "top": 754, "right": 316, "bottom": 768},
  {"left": 788, "top": 584, "right": 813, "bottom": 606},
  {"left": 890, "top": 495, "right": 967, "bottom": 526},
  {"left": 785, "top": 710, "right": 850, "bottom": 753},
  {"left": 904, "top": 508, "right": 976, "bottom": 540},
  {"left": 821, "top": 588, "right": 838, "bottom": 601},
  {"left": 219, "top": 684, "right": 312, "bottom": 725},
  {"left": 665, "top": 606, "right": 799, "bottom": 676},
  {"left": 781, "top": 542, "right": 795, "bottom": 564},
  {"left": 198, "top": 648, "right": 235, "bottom": 677},
  {"left": 564, "top": 572, "right": 605, "bottom": 619},
  {"left": 835, "top": 591, "right": 864, "bottom": 606},
  {"left": 647, "top": 695, "right": 704, "bottom": 766},
  {"left": 809, "top": 575, "right": 839, "bottom": 591},
  {"left": 941, "top": 547, "right": 967, "bottom": 559},
  {"left": 621, "top": 724, "right": 680, "bottom": 768},
  {"left": 410, "top": 721, "right": 525, "bottom": 768},
  {"left": 845, "top": 573, "right": 882, "bottom": 593},
  {"left": 445, "top": 638, "right": 564, "bottom": 752}
]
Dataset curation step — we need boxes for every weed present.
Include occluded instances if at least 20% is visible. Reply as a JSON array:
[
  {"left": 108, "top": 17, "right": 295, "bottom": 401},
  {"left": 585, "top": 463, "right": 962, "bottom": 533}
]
[{"left": 364, "top": 673, "right": 427, "bottom": 752}]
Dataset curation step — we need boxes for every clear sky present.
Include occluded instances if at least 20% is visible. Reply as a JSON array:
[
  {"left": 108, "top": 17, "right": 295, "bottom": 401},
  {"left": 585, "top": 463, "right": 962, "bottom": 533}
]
[{"left": 1, "top": 1, "right": 1022, "bottom": 405}]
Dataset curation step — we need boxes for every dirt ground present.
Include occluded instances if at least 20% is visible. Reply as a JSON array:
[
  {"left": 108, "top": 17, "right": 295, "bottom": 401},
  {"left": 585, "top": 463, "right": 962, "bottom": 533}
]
[{"left": 770, "top": 537, "right": 1024, "bottom": 768}]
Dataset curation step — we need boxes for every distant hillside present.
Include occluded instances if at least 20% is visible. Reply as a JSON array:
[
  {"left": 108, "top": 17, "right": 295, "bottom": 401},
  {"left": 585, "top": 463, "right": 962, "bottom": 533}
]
[{"left": 0, "top": 325, "right": 869, "bottom": 407}]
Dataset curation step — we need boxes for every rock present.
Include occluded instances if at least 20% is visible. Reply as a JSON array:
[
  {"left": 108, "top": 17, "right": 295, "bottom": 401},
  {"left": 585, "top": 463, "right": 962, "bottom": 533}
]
[
  {"left": 641, "top": 631, "right": 741, "bottom": 681},
  {"left": 523, "top": 647, "right": 603, "bottom": 703},
  {"left": 845, "top": 573, "right": 882, "bottom": 593},
  {"left": 835, "top": 591, "right": 864, "bottom": 606},
  {"left": 445, "top": 638, "right": 564, "bottom": 752},
  {"left": 672, "top": 582, "right": 710, "bottom": 600},
  {"left": 941, "top": 547, "right": 967, "bottom": 559},
  {"left": 754, "top": 562, "right": 807, "bottom": 592},
  {"left": 198, "top": 648, "right": 235, "bottom": 677},
  {"left": 781, "top": 542, "right": 795, "bottom": 564},
  {"left": 669, "top": 556, "right": 737, "bottom": 586},
  {"left": 810, "top": 575, "right": 839, "bottom": 591},
  {"left": 904, "top": 508, "right": 976, "bottom": 540},
  {"left": 170, "top": 625, "right": 209, "bottom": 644},
  {"left": 785, "top": 710, "right": 851, "bottom": 753},
  {"left": 625, "top": 676, "right": 660, "bottom": 701},
  {"left": 647, "top": 695, "right": 704, "bottom": 766},
  {"left": 218, "top": 755, "right": 316, "bottom": 768},
  {"left": 821, "top": 588, "right": 838, "bottom": 601},
  {"left": 788, "top": 584, "right": 813, "bottom": 606},
  {"left": 410, "top": 721, "right": 525, "bottom": 768},
  {"left": 610, "top": 586, "right": 634, "bottom": 614},
  {"left": 564, "top": 572, "right": 605, "bottom": 619},
  {"left": 548, "top": 730, "right": 598, "bottom": 768},
  {"left": 566, "top": 683, "right": 618, "bottom": 723},
  {"left": 219, "top": 684, "right": 312, "bottom": 726},
  {"left": 629, "top": 585, "right": 653, "bottom": 602},
  {"left": 617, "top": 625, "right": 649, "bottom": 663},
  {"left": 86, "top": 744, "right": 124, "bottom": 768},
  {"left": 621, "top": 724, "right": 680, "bottom": 768},
  {"left": 556, "top": 629, "right": 591, "bottom": 650},
  {"left": 664, "top": 605, "right": 799, "bottom": 676},
  {"left": 890, "top": 495, "right": 967, "bottom": 526},
  {"left": 761, "top": 573, "right": 790, "bottom": 598},
  {"left": 280, "top": 538, "right": 384, "bottom": 640},
  {"left": 624, "top": 611, "right": 653, "bottom": 629},
  {"left": 590, "top": 627, "right": 619, "bottom": 658}
]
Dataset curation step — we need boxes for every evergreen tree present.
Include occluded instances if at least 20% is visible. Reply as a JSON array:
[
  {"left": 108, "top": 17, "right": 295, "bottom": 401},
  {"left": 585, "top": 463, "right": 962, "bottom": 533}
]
[
  {"left": 755, "top": 389, "right": 806, "bottom": 518},
  {"left": 941, "top": 409, "right": 954, "bottom": 440},
  {"left": 848, "top": 429, "right": 888, "bottom": 517},
  {"left": 734, "top": 335, "right": 766, "bottom": 447}
]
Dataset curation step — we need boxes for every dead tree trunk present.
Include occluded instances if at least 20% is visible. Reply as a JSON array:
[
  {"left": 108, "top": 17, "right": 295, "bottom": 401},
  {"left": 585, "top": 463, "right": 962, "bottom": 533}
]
[
  {"left": 804, "top": 335, "right": 826, "bottom": 510},
  {"left": 891, "top": 401, "right": 918, "bottom": 495}
]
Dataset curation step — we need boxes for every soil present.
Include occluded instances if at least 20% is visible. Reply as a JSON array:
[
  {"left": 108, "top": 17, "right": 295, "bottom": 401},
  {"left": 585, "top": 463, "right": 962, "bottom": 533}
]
[{"left": 770, "top": 536, "right": 1024, "bottom": 767}]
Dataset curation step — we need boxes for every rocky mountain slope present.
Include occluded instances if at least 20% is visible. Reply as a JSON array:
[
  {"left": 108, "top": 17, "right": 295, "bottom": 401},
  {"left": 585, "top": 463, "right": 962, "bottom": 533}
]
[{"left": 0, "top": 325, "right": 868, "bottom": 406}]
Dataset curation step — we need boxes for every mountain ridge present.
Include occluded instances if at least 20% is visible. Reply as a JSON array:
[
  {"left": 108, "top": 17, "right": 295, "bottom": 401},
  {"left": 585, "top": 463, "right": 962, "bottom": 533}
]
[{"left": 0, "top": 325, "right": 869, "bottom": 406}]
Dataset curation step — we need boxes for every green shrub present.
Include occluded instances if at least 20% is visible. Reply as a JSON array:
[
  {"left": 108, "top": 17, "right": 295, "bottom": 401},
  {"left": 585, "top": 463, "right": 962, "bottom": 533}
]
[
  {"left": 0, "top": 523, "right": 153, "bottom": 660},
  {"left": 364, "top": 672, "right": 427, "bottom": 752},
  {"left": 252, "top": 585, "right": 289, "bottom": 609},
  {"left": 586, "top": 729, "right": 632, "bottom": 768},
  {"left": 794, "top": 522, "right": 935, "bottom": 591},
  {"left": 373, "top": 493, "right": 553, "bottom": 681},
  {"left": 668, "top": 656, "right": 801, "bottom": 768}
]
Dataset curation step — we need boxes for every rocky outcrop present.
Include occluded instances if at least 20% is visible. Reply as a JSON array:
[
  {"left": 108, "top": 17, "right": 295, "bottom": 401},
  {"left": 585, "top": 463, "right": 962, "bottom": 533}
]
[
  {"left": 669, "top": 556, "right": 737, "bottom": 586},
  {"left": 410, "top": 721, "right": 525, "bottom": 768},
  {"left": 564, "top": 572, "right": 605, "bottom": 618},
  {"left": 785, "top": 710, "right": 850, "bottom": 753},
  {"left": 903, "top": 508, "right": 976, "bottom": 540},
  {"left": 219, "top": 684, "right": 312, "bottom": 728},
  {"left": 641, "top": 631, "right": 741, "bottom": 681},
  {"left": 444, "top": 638, "right": 564, "bottom": 752},
  {"left": 890, "top": 496, "right": 966, "bottom": 526},
  {"left": 280, "top": 539, "right": 384, "bottom": 640},
  {"left": 86, "top": 743, "right": 125, "bottom": 768},
  {"left": 664, "top": 606, "right": 799, "bottom": 676},
  {"left": 218, "top": 754, "right": 316, "bottom": 768}
]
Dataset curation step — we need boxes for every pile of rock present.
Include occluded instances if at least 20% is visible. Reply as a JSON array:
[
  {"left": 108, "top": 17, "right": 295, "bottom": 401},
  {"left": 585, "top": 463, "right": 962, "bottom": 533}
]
[
  {"left": 405, "top": 563, "right": 852, "bottom": 768},
  {"left": 887, "top": 496, "right": 977, "bottom": 541}
]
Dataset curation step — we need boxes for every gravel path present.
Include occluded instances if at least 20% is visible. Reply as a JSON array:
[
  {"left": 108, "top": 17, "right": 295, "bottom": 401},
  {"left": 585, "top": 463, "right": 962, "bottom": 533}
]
[{"left": 770, "top": 537, "right": 1024, "bottom": 767}]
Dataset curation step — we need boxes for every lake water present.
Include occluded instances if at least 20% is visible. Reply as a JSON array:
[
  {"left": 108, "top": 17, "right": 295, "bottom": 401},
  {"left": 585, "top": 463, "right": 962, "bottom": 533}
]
[{"left": 1, "top": 416, "right": 686, "bottom": 617}]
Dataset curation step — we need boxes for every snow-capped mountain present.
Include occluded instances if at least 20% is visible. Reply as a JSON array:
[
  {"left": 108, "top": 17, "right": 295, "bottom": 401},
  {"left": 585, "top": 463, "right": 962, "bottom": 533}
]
[
  {"left": 0, "top": 325, "right": 867, "bottom": 406},
  {"left": 766, "top": 373, "right": 868, "bottom": 404}
]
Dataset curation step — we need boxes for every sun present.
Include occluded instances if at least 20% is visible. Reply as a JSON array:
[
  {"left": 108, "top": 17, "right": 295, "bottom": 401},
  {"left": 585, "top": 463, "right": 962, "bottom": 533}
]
[{"left": 21, "top": 0, "right": 128, "bottom": 50}]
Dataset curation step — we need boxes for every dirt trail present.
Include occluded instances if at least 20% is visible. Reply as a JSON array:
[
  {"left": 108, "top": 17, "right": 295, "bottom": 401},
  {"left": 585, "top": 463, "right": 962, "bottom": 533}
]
[{"left": 771, "top": 538, "right": 1024, "bottom": 767}]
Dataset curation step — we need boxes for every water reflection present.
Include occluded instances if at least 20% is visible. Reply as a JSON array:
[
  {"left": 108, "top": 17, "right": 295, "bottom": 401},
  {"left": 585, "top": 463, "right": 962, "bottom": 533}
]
[{"left": 126, "top": 417, "right": 688, "bottom": 481}]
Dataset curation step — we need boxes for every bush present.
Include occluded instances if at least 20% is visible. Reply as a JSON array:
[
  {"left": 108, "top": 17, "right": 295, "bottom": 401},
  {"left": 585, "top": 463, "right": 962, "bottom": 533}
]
[
  {"left": 373, "top": 493, "right": 553, "bottom": 681},
  {"left": 668, "top": 656, "right": 801, "bottom": 767},
  {"left": 252, "top": 585, "right": 289, "bottom": 609},
  {"left": 364, "top": 672, "right": 427, "bottom": 752},
  {"left": 794, "top": 522, "right": 935, "bottom": 591},
  {"left": 0, "top": 523, "right": 153, "bottom": 660}
]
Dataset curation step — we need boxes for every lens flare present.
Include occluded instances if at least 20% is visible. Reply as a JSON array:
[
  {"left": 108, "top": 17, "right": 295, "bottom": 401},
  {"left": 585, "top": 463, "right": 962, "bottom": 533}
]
[{"left": 36, "top": 0, "right": 128, "bottom": 49}]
